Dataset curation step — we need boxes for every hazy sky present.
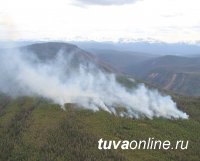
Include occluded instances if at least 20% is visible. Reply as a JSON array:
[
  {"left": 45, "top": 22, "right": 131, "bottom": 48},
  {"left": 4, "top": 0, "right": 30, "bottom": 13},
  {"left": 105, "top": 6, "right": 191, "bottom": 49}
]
[{"left": 0, "top": 0, "right": 200, "bottom": 43}]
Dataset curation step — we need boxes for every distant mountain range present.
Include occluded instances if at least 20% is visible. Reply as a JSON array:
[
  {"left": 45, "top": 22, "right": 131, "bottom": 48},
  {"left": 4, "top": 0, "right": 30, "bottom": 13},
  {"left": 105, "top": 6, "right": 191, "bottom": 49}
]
[
  {"left": 1, "top": 40, "right": 200, "bottom": 56},
  {"left": 0, "top": 42, "right": 199, "bottom": 161},
  {"left": 1, "top": 41, "right": 200, "bottom": 96},
  {"left": 132, "top": 55, "right": 200, "bottom": 95},
  {"left": 72, "top": 40, "right": 200, "bottom": 56},
  {"left": 92, "top": 49, "right": 200, "bottom": 96},
  {"left": 89, "top": 49, "right": 157, "bottom": 74}
]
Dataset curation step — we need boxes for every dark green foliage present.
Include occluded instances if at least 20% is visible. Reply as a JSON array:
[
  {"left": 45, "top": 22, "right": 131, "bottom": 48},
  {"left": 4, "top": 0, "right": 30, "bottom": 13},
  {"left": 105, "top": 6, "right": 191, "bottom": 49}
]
[{"left": 0, "top": 95, "right": 199, "bottom": 161}]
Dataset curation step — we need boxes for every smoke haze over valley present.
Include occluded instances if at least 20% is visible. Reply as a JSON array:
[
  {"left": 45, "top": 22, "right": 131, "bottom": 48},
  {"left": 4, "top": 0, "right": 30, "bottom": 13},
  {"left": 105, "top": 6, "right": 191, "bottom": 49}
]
[
  {"left": 0, "top": 42, "right": 188, "bottom": 119},
  {"left": 1, "top": 0, "right": 200, "bottom": 160}
]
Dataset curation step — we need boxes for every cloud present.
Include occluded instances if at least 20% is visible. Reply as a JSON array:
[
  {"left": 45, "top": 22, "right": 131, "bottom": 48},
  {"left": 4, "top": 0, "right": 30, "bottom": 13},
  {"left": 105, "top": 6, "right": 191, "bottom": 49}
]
[
  {"left": 0, "top": 15, "right": 18, "bottom": 40},
  {"left": 74, "top": 0, "right": 141, "bottom": 6}
]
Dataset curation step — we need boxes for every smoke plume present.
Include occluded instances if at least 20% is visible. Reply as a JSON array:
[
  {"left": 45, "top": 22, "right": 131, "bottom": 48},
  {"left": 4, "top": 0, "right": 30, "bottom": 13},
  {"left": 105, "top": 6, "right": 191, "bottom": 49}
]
[{"left": 0, "top": 45, "right": 188, "bottom": 119}]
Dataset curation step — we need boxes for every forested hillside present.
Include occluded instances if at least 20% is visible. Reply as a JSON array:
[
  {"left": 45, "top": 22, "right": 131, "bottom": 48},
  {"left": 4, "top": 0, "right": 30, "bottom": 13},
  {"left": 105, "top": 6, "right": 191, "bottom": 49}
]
[{"left": 0, "top": 94, "right": 199, "bottom": 161}]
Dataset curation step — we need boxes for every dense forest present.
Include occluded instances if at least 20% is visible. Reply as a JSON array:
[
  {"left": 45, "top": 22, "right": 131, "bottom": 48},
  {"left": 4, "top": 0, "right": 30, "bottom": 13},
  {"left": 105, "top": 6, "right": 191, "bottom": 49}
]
[{"left": 0, "top": 94, "right": 199, "bottom": 161}]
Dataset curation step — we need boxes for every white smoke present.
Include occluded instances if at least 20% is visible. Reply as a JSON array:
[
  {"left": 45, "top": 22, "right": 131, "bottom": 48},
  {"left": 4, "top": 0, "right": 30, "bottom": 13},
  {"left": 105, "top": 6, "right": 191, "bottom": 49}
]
[{"left": 0, "top": 46, "right": 188, "bottom": 119}]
